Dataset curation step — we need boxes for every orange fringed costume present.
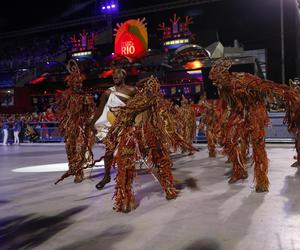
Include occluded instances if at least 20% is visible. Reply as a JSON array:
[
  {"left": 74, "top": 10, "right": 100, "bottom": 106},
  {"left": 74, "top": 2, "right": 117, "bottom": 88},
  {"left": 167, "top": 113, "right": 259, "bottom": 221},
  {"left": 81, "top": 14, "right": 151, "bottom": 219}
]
[
  {"left": 284, "top": 80, "right": 300, "bottom": 167},
  {"left": 209, "top": 58, "right": 300, "bottom": 192},
  {"left": 198, "top": 98, "right": 227, "bottom": 157},
  {"left": 177, "top": 96, "right": 197, "bottom": 154},
  {"left": 104, "top": 76, "right": 197, "bottom": 212},
  {"left": 55, "top": 60, "right": 96, "bottom": 184}
]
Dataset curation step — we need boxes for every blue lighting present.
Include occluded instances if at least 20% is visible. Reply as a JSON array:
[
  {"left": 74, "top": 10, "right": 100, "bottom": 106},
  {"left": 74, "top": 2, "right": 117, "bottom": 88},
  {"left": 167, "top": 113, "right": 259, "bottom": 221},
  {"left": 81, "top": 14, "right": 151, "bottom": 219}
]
[{"left": 100, "top": 1, "right": 118, "bottom": 13}]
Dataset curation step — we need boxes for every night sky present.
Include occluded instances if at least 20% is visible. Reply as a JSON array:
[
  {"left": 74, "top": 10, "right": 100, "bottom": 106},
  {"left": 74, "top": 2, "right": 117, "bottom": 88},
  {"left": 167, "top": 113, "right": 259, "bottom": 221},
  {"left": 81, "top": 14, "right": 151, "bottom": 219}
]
[{"left": 0, "top": 0, "right": 298, "bottom": 82}]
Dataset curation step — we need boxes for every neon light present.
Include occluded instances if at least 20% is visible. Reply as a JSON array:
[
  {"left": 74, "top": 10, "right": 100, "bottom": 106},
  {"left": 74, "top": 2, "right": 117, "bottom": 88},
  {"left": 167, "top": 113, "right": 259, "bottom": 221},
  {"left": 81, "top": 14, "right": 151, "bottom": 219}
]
[
  {"left": 164, "top": 38, "right": 189, "bottom": 49},
  {"left": 99, "top": 69, "right": 113, "bottom": 78},
  {"left": 72, "top": 51, "right": 92, "bottom": 57},
  {"left": 184, "top": 60, "right": 203, "bottom": 70},
  {"left": 31, "top": 76, "right": 46, "bottom": 84},
  {"left": 187, "top": 70, "right": 202, "bottom": 74}
]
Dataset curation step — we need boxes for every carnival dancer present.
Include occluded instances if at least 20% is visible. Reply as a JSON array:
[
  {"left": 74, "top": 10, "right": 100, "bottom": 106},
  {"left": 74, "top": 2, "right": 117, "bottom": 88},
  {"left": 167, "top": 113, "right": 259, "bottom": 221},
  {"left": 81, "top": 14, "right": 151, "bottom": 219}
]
[
  {"left": 103, "top": 76, "right": 196, "bottom": 212},
  {"left": 178, "top": 95, "right": 197, "bottom": 154},
  {"left": 199, "top": 97, "right": 219, "bottom": 157},
  {"left": 209, "top": 58, "right": 300, "bottom": 192},
  {"left": 55, "top": 75, "right": 197, "bottom": 212},
  {"left": 284, "top": 79, "right": 300, "bottom": 167},
  {"left": 93, "top": 68, "right": 136, "bottom": 190},
  {"left": 56, "top": 60, "right": 96, "bottom": 183}
]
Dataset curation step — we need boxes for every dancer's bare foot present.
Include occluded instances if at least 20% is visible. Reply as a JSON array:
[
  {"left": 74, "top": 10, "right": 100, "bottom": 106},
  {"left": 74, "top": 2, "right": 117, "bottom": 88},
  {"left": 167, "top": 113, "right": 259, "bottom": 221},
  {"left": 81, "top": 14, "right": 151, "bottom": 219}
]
[
  {"left": 166, "top": 188, "right": 179, "bottom": 200},
  {"left": 114, "top": 196, "right": 137, "bottom": 213},
  {"left": 255, "top": 186, "right": 269, "bottom": 193},
  {"left": 114, "top": 201, "right": 137, "bottom": 213},
  {"left": 228, "top": 172, "right": 248, "bottom": 184}
]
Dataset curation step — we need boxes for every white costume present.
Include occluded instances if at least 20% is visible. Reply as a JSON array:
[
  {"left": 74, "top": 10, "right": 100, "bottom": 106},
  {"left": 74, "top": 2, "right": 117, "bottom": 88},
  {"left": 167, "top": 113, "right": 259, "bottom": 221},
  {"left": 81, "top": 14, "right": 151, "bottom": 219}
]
[
  {"left": 95, "top": 86, "right": 130, "bottom": 139},
  {"left": 2, "top": 128, "right": 8, "bottom": 145}
]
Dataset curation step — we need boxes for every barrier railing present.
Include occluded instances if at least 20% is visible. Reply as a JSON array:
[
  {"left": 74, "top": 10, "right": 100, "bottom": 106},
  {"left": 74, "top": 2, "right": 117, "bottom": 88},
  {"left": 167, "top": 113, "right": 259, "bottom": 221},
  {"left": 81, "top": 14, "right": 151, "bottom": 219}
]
[
  {"left": 25, "top": 122, "right": 64, "bottom": 143},
  {"left": 0, "top": 122, "right": 64, "bottom": 144},
  {"left": 0, "top": 113, "right": 295, "bottom": 144}
]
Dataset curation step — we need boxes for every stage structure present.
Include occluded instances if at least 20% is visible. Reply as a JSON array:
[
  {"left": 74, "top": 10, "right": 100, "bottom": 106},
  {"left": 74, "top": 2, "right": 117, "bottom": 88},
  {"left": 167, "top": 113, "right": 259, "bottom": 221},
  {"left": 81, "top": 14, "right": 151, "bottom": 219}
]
[
  {"left": 69, "top": 30, "right": 95, "bottom": 59},
  {"left": 157, "top": 14, "right": 207, "bottom": 102},
  {"left": 158, "top": 14, "right": 193, "bottom": 51}
]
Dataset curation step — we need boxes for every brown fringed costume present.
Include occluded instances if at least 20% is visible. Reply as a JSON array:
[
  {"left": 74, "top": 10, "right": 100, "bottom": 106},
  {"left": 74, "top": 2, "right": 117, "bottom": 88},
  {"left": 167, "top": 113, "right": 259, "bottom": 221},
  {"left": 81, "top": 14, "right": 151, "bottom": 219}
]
[
  {"left": 198, "top": 98, "right": 227, "bottom": 157},
  {"left": 104, "top": 76, "right": 196, "bottom": 212},
  {"left": 209, "top": 58, "right": 300, "bottom": 192},
  {"left": 284, "top": 79, "right": 300, "bottom": 167},
  {"left": 55, "top": 60, "right": 96, "bottom": 184},
  {"left": 177, "top": 96, "right": 197, "bottom": 154}
]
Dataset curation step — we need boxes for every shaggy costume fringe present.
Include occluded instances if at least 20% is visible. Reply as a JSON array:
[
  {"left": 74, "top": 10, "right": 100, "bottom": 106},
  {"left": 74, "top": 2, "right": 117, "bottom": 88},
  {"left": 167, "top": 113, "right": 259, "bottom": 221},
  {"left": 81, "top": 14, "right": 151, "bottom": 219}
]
[
  {"left": 198, "top": 98, "right": 227, "bottom": 157},
  {"left": 176, "top": 96, "right": 197, "bottom": 154},
  {"left": 55, "top": 60, "right": 96, "bottom": 184},
  {"left": 209, "top": 58, "right": 300, "bottom": 192},
  {"left": 56, "top": 72, "right": 197, "bottom": 212},
  {"left": 104, "top": 76, "right": 196, "bottom": 212},
  {"left": 283, "top": 80, "right": 300, "bottom": 166}
]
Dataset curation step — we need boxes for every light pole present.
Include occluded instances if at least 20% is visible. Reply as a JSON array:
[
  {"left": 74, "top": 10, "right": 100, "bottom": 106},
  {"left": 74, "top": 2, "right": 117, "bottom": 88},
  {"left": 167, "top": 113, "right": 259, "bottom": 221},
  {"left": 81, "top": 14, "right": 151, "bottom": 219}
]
[
  {"left": 99, "top": 0, "right": 118, "bottom": 44},
  {"left": 280, "top": 0, "right": 285, "bottom": 83}
]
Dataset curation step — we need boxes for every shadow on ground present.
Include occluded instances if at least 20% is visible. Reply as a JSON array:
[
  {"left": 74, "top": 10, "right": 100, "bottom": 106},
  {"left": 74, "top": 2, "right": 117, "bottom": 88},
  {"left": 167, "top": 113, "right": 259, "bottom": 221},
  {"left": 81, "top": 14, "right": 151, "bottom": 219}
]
[
  {"left": 57, "top": 225, "right": 134, "bottom": 250},
  {"left": 184, "top": 238, "right": 222, "bottom": 250},
  {"left": 0, "top": 206, "right": 88, "bottom": 250},
  {"left": 281, "top": 168, "right": 300, "bottom": 216}
]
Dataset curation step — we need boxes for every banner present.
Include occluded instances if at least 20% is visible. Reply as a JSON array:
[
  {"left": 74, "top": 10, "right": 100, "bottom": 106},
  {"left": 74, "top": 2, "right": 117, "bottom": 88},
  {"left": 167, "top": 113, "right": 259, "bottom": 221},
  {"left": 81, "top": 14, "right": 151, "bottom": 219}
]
[{"left": 114, "top": 18, "right": 148, "bottom": 60}]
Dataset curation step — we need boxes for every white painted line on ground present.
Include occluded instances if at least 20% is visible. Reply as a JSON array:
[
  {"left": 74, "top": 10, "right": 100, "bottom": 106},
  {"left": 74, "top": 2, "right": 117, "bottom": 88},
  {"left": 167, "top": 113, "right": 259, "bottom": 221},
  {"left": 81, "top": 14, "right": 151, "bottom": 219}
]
[{"left": 12, "top": 161, "right": 104, "bottom": 173}]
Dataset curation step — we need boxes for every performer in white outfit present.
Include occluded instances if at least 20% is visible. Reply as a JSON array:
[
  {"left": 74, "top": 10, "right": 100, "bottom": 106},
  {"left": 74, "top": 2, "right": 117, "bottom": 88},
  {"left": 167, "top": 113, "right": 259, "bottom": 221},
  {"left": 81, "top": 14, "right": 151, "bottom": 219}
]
[
  {"left": 93, "top": 68, "right": 136, "bottom": 189},
  {"left": 2, "top": 121, "right": 9, "bottom": 145},
  {"left": 95, "top": 86, "right": 131, "bottom": 140},
  {"left": 13, "top": 118, "right": 22, "bottom": 145}
]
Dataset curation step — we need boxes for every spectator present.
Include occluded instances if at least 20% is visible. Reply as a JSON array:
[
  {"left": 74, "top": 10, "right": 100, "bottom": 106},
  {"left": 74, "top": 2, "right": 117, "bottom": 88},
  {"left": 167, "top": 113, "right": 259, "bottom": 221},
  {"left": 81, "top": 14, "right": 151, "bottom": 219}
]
[
  {"left": 19, "top": 116, "right": 26, "bottom": 143},
  {"left": 13, "top": 116, "right": 22, "bottom": 144},
  {"left": 0, "top": 119, "right": 2, "bottom": 142},
  {"left": 2, "top": 120, "right": 9, "bottom": 145},
  {"left": 45, "top": 107, "right": 56, "bottom": 138}
]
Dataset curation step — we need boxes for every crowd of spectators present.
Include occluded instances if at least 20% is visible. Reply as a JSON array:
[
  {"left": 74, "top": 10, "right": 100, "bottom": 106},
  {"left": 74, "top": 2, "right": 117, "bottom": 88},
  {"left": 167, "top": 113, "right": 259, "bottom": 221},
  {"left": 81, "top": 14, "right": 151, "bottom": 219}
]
[
  {"left": 0, "top": 33, "right": 72, "bottom": 73},
  {"left": 0, "top": 107, "right": 59, "bottom": 144},
  {"left": 0, "top": 26, "right": 105, "bottom": 73}
]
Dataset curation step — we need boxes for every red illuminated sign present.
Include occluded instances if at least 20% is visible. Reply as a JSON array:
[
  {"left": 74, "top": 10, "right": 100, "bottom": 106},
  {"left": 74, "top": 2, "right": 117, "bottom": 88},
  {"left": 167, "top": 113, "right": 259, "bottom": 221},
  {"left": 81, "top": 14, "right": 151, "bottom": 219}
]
[
  {"left": 121, "top": 41, "right": 136, "bottom": 56},
  {"left": 114, "top": 19, "right": 148, "bottom": 60}
]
